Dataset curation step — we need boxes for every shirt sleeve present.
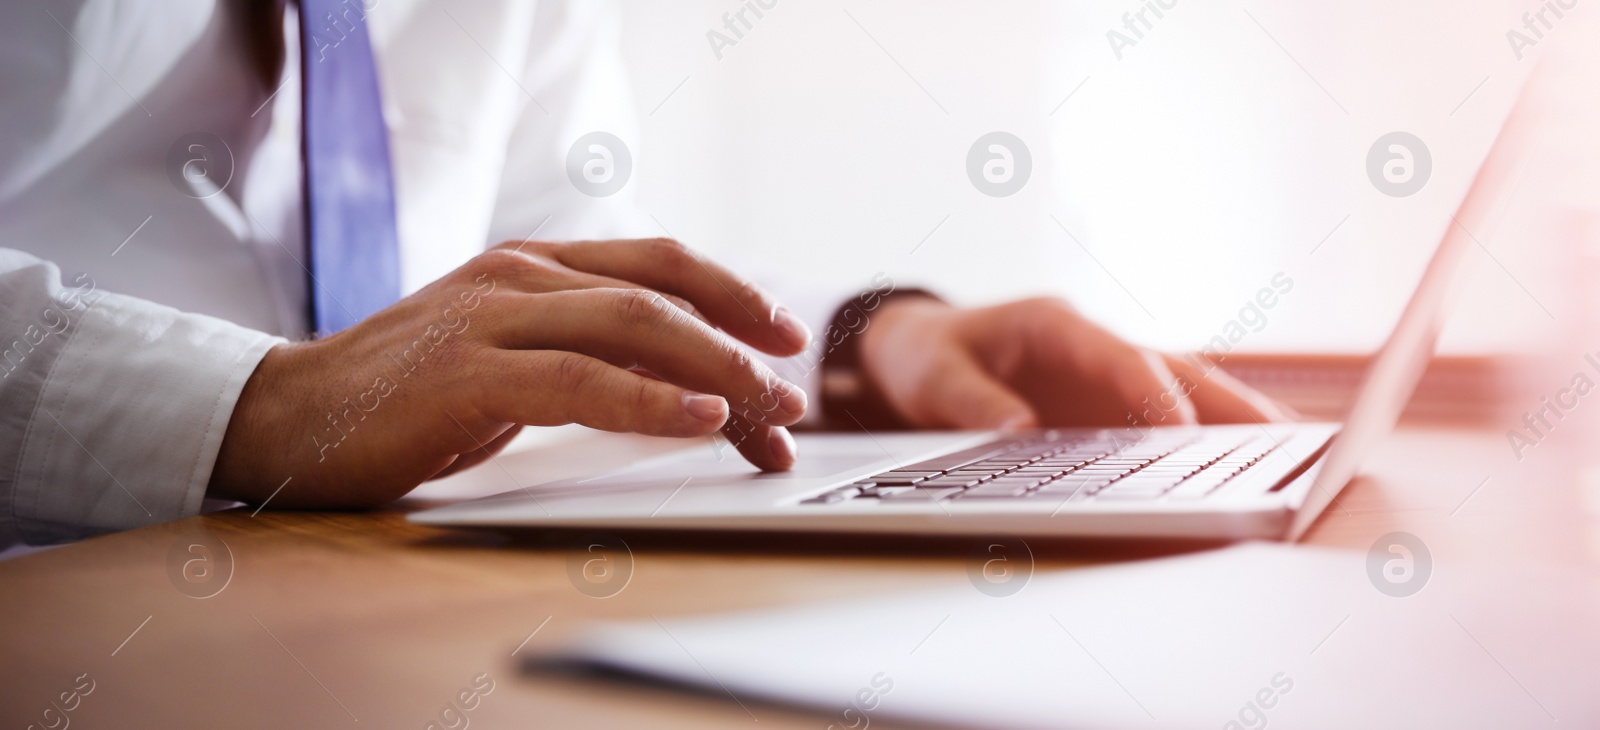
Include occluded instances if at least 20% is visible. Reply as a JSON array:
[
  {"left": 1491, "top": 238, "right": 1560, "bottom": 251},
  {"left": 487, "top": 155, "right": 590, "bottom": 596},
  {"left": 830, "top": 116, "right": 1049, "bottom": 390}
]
[{"left": 0, "top": 249, "right": 283, "bottom": 546}]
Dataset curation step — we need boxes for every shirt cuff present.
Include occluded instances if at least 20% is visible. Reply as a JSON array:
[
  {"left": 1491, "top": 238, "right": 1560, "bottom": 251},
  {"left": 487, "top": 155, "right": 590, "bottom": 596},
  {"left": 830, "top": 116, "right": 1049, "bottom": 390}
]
[{"left": 11, "top": 288, "right": 282, "bottom": 544}]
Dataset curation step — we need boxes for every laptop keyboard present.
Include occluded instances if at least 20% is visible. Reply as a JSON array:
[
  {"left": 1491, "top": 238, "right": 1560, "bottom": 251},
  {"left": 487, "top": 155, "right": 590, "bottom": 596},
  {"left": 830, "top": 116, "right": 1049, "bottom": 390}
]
[{"left": 802, "top": 431, "right": 1279, "bottom": 506}]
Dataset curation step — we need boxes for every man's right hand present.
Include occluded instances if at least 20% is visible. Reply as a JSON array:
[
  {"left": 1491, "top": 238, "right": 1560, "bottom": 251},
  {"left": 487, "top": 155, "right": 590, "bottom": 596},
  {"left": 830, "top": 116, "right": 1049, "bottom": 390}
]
[{"left": 208, "top": 239, "right": 812, "bottom": 509}]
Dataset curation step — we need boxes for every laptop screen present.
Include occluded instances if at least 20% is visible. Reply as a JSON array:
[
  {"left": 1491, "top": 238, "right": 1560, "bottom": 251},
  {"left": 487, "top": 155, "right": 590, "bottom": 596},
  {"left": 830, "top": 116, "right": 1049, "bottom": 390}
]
[{"left": 1288, "top": 72, "right": 1540, "bottom": 540}]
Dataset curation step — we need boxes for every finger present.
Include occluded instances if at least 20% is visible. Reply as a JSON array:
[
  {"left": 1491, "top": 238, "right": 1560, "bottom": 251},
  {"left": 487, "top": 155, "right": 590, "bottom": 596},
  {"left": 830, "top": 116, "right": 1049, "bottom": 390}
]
[
  {"left": 474, "top": 247, "right": 706, "bottom": 323},
  {"left": 1112, "top": 348, "right": 1199, "bottom": 427},
  {"left": 521, "top": 238, "right": 810, "bottom": 357},
  {"left": 552, "top": 270, "right": 706, "bottom": 324},
  {"left": 1027, "top": 310, "right": 1200, "bottom": 426},
  {"left": 475, "top": 350, "right": 730, "bottom": 437},
  {"left": 1018, "top": 310, "right": 1198, "bottom": 427},
  {"left": 921, "top": 352, "right": 1037, "bottom": 429},
  {"left": 717, "top": 412, "right": 798, "bottom": 472},
  {"left": 1163, "top": 353, "right": 1295, "bottom": 423},
  {"left": 1010, "top": 302, "right": 1199, "bottom": 427},
  {"left": 492, "top": 289, "right": 808, "bottom": 427},
  {"left": 430, "top": 425, "right": 523, "bottom": 480}
]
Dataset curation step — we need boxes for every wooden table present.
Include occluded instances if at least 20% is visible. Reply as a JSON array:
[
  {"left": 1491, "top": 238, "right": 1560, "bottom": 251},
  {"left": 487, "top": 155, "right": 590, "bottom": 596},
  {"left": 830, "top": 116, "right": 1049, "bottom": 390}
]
[{"left": 3, "top": 422, "right": 1594, "bottom": 729}]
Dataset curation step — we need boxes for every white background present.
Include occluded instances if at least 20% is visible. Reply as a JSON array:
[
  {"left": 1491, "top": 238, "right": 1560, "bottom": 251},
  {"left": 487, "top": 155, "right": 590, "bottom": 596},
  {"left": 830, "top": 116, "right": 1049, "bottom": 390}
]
[{"left": 611, "top": 0, "right": 1594, "bottom": 356}]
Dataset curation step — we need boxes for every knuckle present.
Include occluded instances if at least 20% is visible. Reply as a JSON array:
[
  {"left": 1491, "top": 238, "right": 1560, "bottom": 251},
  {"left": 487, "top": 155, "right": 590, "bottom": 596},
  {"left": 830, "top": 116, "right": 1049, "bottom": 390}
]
[
  {"left": 732, "top": 277, "right": 766, "bottom": 306},
  {"left": 647, "top": 237, "right": 690, "bottom": 256},
  {"left": 628, "top": 377, "right": 660, "bottom": 416},
  {"left": 648, "top": 237, "right": 698, "bottom": 276},
  {"left": 666, "top": 295, "right": 700, "bottom": 319},
  {"left": 475, "top": 248, "right": 561, "bottom": 281},
  {"left": 510, "top": 239, "right": 558, "bottom": 257},
  {"left": 475, "top": 248, "right": 525, "bottom": 271},
  {"left": 458, "top": 343, "right": 499, "bottom": 382},
  {"left": 523, "top": 256, "right": 558, "bottom": 276},
  {"left": 724, "top": 344, "right": 756, "bottom": 375},
  {"left": 610, "top": 288, "right": 675, "bottom": 330},
  {"left": 547, "top": 352, "right": 602, "bottom": 392},
  {"left": 472, "top": 248, "right": 533, "bottom": 281}
]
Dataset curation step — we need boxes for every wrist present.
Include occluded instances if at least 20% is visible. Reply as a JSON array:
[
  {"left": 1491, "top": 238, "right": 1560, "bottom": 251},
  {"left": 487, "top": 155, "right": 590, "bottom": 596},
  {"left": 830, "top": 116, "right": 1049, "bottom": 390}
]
[
  {"left": 208, "top": 342, "right": 303, "bottom": 503},
  {"left": 858, "top": 296, "right": 949, "bottom": 385},
  {"left": 819, "top": 289, "right": 943, "bottom": 429}
]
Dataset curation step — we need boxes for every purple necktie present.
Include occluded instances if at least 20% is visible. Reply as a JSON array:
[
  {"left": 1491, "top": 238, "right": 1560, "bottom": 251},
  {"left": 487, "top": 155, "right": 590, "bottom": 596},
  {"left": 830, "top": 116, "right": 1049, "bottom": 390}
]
[{"left": 299, "top": 0, "right": 402, "bottom": 336}]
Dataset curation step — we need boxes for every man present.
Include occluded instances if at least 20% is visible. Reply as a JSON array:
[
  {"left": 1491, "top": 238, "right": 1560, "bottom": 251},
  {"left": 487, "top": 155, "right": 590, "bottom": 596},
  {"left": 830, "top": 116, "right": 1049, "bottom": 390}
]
[{"left": 0, "top": 0, "right": 1280, "bottom": 546}]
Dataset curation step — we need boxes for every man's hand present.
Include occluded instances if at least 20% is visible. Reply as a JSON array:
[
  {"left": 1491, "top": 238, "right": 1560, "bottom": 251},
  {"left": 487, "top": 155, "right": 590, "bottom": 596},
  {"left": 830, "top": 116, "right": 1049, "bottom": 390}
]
[
  {"left": 209, "top": 239, "right": 811, "bottom": 509},
  {"left": 858, "top": 296, "right": 1288, "bottom": 430}
]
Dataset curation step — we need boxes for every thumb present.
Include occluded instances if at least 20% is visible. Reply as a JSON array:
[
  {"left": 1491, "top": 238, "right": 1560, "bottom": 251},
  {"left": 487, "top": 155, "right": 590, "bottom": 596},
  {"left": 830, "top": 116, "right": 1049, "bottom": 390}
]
[{"left": 923, "top": 353, "right": 1037, "bottom": 430}]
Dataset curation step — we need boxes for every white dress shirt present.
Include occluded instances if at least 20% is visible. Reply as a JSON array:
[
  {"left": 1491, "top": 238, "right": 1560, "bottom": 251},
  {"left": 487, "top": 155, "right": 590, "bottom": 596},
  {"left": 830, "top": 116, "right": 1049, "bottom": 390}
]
[{"left": 0, "top": 0, "right": 657, "bottom": 545}]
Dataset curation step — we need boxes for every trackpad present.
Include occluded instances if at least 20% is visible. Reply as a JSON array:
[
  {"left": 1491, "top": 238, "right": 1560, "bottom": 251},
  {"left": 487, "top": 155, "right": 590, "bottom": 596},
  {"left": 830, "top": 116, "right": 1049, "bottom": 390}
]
[{"left": 535, "top": 432, "right": 991, "bottom": 497}]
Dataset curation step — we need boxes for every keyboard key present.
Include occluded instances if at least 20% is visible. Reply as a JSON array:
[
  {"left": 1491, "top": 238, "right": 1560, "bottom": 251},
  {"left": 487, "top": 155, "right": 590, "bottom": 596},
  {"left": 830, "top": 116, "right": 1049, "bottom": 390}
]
[
  {"left": 987, "top": 476, "right": 1047, "bottom": 489},
  {"left": 986, "top": 460, "right": 1038, "bottom": 469},
  {"left": 1167, "top": 474, "right": 1231, "bottom": 499},
  {"left": 859, "top": 485, "right": 914, "bottom": 498},
  {"left": 1140, "top": 466, "right": 1200, "bottom": 477},
  {"left": 1013, "top": 468, "right": 1067, "bottom": 478},
  {"left": 956, "top": 459, "right": 1009, "bottom": 467},
  {"left": 1051, "top": 473, "right": 1117, "bottom": 485},
  {"left": 802, "top": 485, "right": 865, "bottom": 504},
  {"left": 883, "top": 487, "right": 964, "bottom": 502},
  {"left": 1116, "top": 450, "right": 1173, "bottom": 458},
  {"left": 1036, "top": 460, "right": 1092, "bottom": 469},
  {"left": 917, "top": 476, "right": 987, "bottom": 489},
  {"left": 960, "top": 483, "right": 1034, "bottom": 499},
  {"left": 1107, "top": 474, "right": 1185, "bottom": 490},
  {"left": 1095, "top": 487, "right": 1169, "bottom": 500},
  {"left": 1034, "top": 482, "right": 1087, "bottom": 499},
  {"left": 1040, "top": 484, "right": 1109, "bottom": 498},
  {"left": 1140, "top": 460, "right": 1195, "bottom": 468},
  {"left": 1079, "top": 467, "right": 1136, "bottom": 478},
  {"left": 1157, "top": 458, "right": 1216, "bottom": 466},
  {"left": 948, "top": 467, "right": 1005, "bottom": 476}
]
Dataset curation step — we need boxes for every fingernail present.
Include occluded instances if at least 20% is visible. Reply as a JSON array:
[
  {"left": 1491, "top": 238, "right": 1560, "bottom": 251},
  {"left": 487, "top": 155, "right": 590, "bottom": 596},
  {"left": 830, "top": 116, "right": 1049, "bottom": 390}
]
[
  {"left": 771, "top": 305, "right": 812, "bottom": 350},
  {"left": 994, "top": 412, "right": 1035, "bottom": 430},
  {"left": 683, "top": 392, "right": 728, "bottom": 424},
  {"left": 768, "top": 426, "right": 797, "bottom": 465},
  {"left": 776, "top": 381, "right": 808, "bottom": 417}
]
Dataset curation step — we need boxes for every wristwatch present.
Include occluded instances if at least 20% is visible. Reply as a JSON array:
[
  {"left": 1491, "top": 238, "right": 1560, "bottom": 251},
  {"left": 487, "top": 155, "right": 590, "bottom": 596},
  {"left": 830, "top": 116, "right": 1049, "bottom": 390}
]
[{"left": 818, "top": 287, "right": 939, "bottom": 431}]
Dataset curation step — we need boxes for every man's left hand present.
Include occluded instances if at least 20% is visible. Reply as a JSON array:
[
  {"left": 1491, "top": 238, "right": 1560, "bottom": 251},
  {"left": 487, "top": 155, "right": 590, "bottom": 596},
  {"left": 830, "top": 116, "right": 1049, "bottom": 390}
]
[{"left": 856, "top": 296, "right": 1289, "bottom": 430}]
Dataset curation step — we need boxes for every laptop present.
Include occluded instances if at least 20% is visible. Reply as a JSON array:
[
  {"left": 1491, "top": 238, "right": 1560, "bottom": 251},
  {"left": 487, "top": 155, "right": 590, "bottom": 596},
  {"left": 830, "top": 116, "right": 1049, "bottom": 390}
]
[{"left": 412, "top": 87, "right": 1528, "bottom": 543}]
